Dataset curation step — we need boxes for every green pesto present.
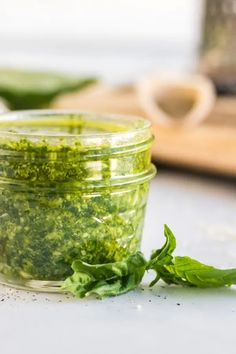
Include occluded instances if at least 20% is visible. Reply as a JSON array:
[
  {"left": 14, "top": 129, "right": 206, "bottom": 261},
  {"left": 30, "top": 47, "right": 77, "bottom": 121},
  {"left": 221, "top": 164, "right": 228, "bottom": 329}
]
[{"left": 0, "top": 117, "right": 153, "bottom": 282}]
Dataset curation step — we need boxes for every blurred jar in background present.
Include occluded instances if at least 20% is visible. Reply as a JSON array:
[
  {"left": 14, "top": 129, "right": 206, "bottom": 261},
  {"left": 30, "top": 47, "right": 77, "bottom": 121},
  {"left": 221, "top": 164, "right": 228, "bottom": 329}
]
[{"left": 200, "top": 0, "right": 236, "bottom": 94}]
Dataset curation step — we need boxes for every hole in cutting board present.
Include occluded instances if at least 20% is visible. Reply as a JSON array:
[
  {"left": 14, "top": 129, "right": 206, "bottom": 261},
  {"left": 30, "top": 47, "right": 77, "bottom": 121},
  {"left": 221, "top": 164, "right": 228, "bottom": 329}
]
[{"left": 156, "top": 86, "right": 197, "bottom": 119}]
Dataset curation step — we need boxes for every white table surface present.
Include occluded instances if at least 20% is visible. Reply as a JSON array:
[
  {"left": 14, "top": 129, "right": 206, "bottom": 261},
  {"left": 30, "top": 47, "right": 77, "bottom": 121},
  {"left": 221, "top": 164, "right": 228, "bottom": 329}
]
[{"left": 1, "top": 170, "right": 236, "bottom": 354}]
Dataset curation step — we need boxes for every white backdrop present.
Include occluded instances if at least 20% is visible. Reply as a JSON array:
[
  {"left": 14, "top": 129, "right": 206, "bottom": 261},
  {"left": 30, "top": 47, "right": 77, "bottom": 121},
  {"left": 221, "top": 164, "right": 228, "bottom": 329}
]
[
  {"left": 0, "top": 0, "right": 204, "bottom": 81},
  {"left": 0, "top": 0, "right": 203, "bottom": 42}
]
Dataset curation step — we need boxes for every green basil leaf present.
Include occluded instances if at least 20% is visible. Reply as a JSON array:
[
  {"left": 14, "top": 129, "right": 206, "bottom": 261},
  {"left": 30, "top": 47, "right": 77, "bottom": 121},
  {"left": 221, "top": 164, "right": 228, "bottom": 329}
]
[
  {"left": 149, "top": 226, "right": 236, "bottom": 288},
  {"left": 147, "top": 224, "right": 176, "bottom": 286},
  {"left": 149, "top": 224, "right": 176, "bottom": 266},
  {"left": 165, "top": 256, "right": 236, "bottom": 288},
  {"left": 62, "top": 251, "right": 147, "bottom": 299}
]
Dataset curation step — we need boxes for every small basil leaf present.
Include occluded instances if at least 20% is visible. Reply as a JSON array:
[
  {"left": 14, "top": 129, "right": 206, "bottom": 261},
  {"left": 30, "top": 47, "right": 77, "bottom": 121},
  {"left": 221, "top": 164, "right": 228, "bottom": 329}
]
[
  {"left": 147, "top": 224, "right": 176, "bottom": 286},
  {"left": 62, "top": 252, "right": 147, "bottom": 299},
  {"left": 165, "top": 256, "right": 236, "bottom": 288}
]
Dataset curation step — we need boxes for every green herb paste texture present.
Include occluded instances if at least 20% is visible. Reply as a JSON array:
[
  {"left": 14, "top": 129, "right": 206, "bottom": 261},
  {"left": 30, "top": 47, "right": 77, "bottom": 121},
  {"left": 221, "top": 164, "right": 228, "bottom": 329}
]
[{"left": 0, "top": 121, "right": 152, "bottom": 282}]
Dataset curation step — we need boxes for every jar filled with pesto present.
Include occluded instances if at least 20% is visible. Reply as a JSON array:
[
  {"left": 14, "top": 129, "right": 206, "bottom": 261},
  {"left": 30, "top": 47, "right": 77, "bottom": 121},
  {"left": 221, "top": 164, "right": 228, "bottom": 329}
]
[{"left": 0, "top": 110, "right": 155, "bottom": 291}]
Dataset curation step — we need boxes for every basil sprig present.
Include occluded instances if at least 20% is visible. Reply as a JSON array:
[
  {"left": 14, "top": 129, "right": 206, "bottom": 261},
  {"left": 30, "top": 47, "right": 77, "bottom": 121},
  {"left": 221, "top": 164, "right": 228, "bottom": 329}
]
[{"left": 62, "top": 225, "right": 236, "bottom": 299}]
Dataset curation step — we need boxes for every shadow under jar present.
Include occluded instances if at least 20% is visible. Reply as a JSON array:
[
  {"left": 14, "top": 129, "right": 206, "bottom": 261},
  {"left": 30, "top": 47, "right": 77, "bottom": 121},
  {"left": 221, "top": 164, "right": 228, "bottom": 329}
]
[{"left": 0, "top": 111, "right": 156, "bottom": 292}]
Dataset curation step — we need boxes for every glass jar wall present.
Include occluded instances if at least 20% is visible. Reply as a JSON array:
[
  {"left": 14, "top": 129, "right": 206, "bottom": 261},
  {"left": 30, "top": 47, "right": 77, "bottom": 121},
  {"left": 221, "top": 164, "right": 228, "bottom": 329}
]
[{"left": 0, "top": 111, "right": 155, "bottom": 291}]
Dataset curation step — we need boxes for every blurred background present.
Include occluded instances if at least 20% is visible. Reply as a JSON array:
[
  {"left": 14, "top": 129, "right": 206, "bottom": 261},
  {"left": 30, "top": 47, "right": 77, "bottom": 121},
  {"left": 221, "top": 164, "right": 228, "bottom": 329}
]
[
  {"left": 0, "top": 0, "right": 202, "bottom": 79},
  {"left": 0, "top": 0, "right": 236, "bottom": 177}
]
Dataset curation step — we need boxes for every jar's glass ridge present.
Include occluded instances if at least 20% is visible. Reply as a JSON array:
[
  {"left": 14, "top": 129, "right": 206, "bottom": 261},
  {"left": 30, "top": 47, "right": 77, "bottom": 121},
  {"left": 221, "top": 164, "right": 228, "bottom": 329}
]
[{"left": 0, "top": 110, "right": 155, "bottom": 292}]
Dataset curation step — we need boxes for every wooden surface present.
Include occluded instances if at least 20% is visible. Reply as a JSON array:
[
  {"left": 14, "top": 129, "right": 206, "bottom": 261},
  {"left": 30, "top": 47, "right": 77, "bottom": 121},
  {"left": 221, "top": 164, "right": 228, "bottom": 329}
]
[{"left": 52, "top": 84, "right": 236, "bottom": 177}]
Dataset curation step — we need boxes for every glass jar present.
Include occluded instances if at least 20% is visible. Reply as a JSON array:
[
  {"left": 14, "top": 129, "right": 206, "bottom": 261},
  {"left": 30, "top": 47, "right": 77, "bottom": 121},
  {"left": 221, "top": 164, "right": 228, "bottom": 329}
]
[{"left": 0, "top": 110, "right": 155, "bottom": 292}]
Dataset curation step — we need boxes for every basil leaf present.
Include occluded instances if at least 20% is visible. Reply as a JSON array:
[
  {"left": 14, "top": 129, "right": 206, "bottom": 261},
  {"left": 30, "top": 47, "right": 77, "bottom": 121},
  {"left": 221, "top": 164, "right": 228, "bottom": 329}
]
[
  {"left": 62, "top": 252, "right": 147, "bottom": 299},
  {"left": 149, "top": 226, "right": 236, "bottom": 288},
  {"left": 164, "top": 256, "right": 236, "bottom": 288},
  {"left": 148, "top": 224, "right": 176, "bottom": 266},
  {"left": 147, "top": 224, "right": 176, "bottom": 286},
  {"left": 0, "top": 68, "right": 96, "bottom": 109}
]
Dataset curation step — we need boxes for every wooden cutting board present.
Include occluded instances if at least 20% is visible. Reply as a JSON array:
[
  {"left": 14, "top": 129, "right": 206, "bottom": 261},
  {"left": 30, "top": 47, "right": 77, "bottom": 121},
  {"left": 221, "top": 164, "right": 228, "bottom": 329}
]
[{"left": 52, "top": 84, "right": 236, "bottom": 177}]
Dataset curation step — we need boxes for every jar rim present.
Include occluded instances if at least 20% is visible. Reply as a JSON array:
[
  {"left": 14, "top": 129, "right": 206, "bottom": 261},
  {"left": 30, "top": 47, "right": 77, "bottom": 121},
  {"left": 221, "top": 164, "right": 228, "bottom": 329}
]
[
  {"left": 0, "top": 109, "right": 151, "bottom": 138},
  {"left": 0, "top": 110, "right": 153, "bottom": 149},
  {"left": 0, "top": 110, "right": 155, "bottom": 190}
]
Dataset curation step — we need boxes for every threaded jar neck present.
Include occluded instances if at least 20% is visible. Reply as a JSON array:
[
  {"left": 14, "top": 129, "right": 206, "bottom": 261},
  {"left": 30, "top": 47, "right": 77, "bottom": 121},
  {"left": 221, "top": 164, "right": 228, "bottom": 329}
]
[{"left": 0, "top": 110, "right": 155, "bottom": 190}]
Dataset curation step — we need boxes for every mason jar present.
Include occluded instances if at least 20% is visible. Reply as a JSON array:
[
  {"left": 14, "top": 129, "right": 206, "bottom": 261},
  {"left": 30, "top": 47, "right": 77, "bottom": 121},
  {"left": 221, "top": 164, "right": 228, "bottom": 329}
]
[{"left": 0, "top": 110, "right": 156, "bottom": 291}]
